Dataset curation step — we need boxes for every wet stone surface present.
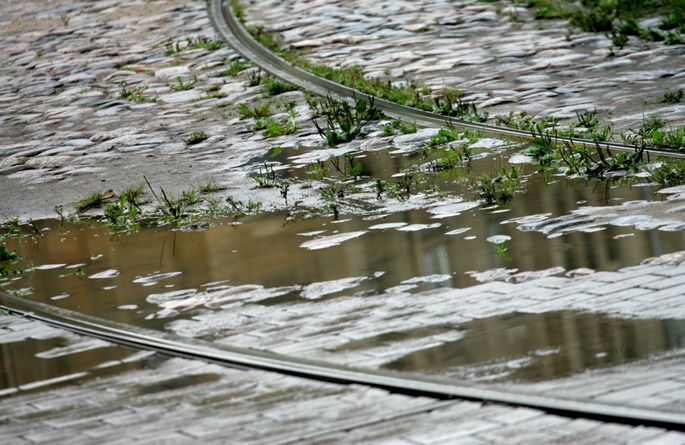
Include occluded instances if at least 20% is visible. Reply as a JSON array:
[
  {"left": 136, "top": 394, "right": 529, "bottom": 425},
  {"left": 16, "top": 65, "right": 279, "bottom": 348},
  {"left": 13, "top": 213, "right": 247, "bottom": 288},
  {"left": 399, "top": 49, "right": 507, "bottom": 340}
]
[
  {"left": 1, "top": 314, "right": 684, "bottom": 444},
  {"left": 3, "top": 0, "right": 685, "bottom": 441},
  {"left": 240, "top": 0, "right": 685, "bottom": 130},
  {"left": 380, "top": 311, "right": 685, "bottom": 382},
  {"left": 0, "top": 0, "right": 322, "bottom": 219},
  {"left": 0, "top": 315, "right": 158, "bottom": 395}
]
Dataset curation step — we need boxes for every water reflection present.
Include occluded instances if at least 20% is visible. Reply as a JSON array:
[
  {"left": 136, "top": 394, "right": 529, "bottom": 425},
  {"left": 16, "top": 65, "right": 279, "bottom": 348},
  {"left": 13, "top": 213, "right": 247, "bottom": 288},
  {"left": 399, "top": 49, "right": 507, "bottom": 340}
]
[
  {"left": 0, "top": 337, "right": 153, "bottom": 390},
  {"left": 4, "top": 162, "right": 685, "bottom": 329},
  {"left": 382, "top": 311, "right": 685, "bottom": 382}
]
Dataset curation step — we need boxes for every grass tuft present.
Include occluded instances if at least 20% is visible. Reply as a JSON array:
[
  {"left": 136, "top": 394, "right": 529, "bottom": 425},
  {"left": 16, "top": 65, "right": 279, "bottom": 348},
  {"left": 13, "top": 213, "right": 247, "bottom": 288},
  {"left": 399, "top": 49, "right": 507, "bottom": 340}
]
[
  {"left": 262, "top": 77, "right": 298, "bottom": 96},
  {"left": 218, "top": 59, "right": 248, "bottom": 77},
  {"left": 473, "top": 167, "right": 522, "bottom": 205},
  {"left": 309, "top": 96, "right": 383, "bottom": 146},
  {"left": 662, "top": 89, "right": 684, "bottom": 104},
  {"left": 186, "top": 131, "right": 209, "bottom": 145},
  {"left": 75, "top": 190, "right": 116, "bottom": 212},
  {"left": 650, "top": 161, "right": 685, "bottom": 187},
  {"left": 237, "top": 102, "right": 271, "bottom": 119}
]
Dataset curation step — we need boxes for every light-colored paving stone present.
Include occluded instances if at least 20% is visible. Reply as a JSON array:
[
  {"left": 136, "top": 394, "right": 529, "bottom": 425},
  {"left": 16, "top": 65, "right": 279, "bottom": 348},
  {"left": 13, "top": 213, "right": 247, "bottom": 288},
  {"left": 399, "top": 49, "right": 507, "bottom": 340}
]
[
  {"left": 4, "top": 314, "right": 682, "bottom": 444},
  {"left": 0, "top": 0, "right": 322, "bottom": 220},
  {"left": 239, "top": 0, "right": 685, "bottom": 131},
  {"left": 148, "top": 253, "right": 685, "bottom": 415}
]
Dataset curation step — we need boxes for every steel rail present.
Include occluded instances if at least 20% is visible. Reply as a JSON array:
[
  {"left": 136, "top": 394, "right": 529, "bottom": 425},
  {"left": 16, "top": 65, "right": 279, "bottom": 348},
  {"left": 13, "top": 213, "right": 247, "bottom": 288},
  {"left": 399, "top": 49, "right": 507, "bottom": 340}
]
[
  {"left": 2, "top": 291, "right": 685, "bottom": 431},
  {"left": 208, "top": 0, "right": 685, "bottom": 159}
]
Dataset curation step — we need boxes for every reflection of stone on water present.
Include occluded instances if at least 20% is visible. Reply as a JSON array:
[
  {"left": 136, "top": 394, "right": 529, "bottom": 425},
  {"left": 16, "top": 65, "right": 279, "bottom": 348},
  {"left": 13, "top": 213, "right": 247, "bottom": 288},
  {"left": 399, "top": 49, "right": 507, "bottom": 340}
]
[{"left": 381, "top": 311, "right": 685, "bottom": 382}]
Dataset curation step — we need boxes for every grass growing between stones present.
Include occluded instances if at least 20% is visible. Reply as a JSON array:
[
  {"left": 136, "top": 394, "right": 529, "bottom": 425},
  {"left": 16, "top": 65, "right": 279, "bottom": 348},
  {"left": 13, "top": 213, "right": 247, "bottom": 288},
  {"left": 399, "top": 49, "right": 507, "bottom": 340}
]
[
  {"left": 525, "top": 0, "right": 685, "bottom": 46},
  {"left": 309, "top": 96, "right": 384, "bottom": 146},
  {"left": 662, "top": 89, "right": 684, "bottom": 104},
  {"left": 186, "top": 131, "right": 209, "bottom": 145},
  {"left": 75, "top": 190, "right": 116, "bottom": 213},
  {"left": 197, "top": 180, "right": 225, "bottom": 194},
  {"left": 119, "top": 81, "right": 154, "bottom": 103},
  {"left": 263, "top": 115, "right": 298, "bottom": 138},
  {"left": 650, "top": 161, "right": 685, "bottom": 187},
  {"left": 165, "top": 36, "right": 223, "bottom": 56},
  {"left": 67, "top": 178, "right": 266, "bottom": 234},
  {"left": 473, "top": 167, "right": 523, "bottom": 205},
  {"left": 238, "top": 102, "right": 271, "bottom": 119},
  {"left": 262, "top": 77, "right": 298, "bottom": 96},
  {"left": 241, "top": 23, "right": 484, "bottom": 121},
  {"left": 218, "top": 59, "right": 248, "bottom": 77},
  {"left": 229, "top": 0, "right": 684, "bottom": 156},
  {"left": 170, "top": 76, "right": 197, "bottom": 92},
  {"left": 382, "top": 120, "right": 418, "bottom": 136}
]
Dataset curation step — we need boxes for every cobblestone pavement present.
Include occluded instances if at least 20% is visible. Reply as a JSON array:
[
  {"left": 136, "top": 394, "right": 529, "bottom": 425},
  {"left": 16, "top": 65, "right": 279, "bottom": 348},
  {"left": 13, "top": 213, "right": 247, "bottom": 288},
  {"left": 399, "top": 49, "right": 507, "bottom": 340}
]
[
  {"left": 240, "top": 0, "right": 685, "bottom": 130},
  {"left": 0, "top": 0, "right": 321, "bottom": 219},
  {"left": 3, "top": 0, "right": 685, "bottom": 442},
  {"left": 154, "top": 253, "right": 685, "bottom": 415},
  {"left": 2, "top": 314, "right": 685, "bottom": 444}
]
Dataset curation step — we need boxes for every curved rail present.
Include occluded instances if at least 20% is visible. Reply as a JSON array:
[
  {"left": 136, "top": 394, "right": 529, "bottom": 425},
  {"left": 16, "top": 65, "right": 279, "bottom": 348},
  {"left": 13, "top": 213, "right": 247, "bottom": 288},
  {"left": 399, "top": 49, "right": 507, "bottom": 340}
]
[
  {"left": 2, "top": 291, "right": 685, "bottom": 431},
  {"left": 208, "top": 0, "right": 685, "bottom": 159}
]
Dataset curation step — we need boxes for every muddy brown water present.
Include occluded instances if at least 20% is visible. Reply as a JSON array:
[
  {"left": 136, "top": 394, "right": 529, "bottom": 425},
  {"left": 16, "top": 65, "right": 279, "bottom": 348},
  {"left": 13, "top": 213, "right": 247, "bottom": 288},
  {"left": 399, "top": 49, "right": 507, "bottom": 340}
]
[
  {"left": 379, "top": 311, "right": 685, "bottom": 382},
  {"left": 0, "top": 337, "right": 161, "bottom": 391},
  {"left": 4, "top": 146, "right": 685, "bottom": 383}
]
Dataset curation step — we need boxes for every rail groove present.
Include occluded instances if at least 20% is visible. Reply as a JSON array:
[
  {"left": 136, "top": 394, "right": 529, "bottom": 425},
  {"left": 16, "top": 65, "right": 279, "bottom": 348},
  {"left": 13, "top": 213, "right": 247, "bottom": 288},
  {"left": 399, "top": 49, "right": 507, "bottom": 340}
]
[
  {"left": 209, "top": 0, "right": 685, "bottom": 159},
  {"left": 2, "top": 291, "right": 685, "bottom": 431}
]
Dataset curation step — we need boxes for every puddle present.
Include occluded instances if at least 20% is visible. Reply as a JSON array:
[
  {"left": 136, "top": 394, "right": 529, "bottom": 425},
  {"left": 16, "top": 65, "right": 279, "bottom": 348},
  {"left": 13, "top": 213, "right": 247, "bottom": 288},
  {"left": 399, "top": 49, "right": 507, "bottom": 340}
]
[
  {"left": 4, "top": 169, "right": 685, "bottom": 328},
  {"left": 135, "top": 373, "right": 222, "bottom": 395},
  {"left": 0, "top": 336, "right": 156, "bottom": 391},
  {"left": 380, "top": 311, "right": 685, "bottom": 382},
  {"left": 3, "top": 140, "right": 685, "bottom": 385}
]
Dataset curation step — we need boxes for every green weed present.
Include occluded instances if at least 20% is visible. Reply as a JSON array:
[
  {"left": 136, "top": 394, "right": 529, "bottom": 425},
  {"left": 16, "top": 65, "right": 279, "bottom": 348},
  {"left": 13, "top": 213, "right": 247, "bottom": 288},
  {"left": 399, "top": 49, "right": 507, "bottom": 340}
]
[
  {"left": 187, "top": 36, "right": 223, "bottom": 51},
  {"left": 375, "top": 179, "right": 387, "bottom": 200},
  {"left": 181, "top": 189, "right": 199, "bottom": 205},
  {"left": 526, "top": 0, "right": 685, "bottom": 46},
  {"left": 75, "top": 190, "right": 116, "bottom": 212},
  {"left": 309, "top": 97, "right": 383, "bottom": 146},
  {"left": 650, "top": 161, "right": 685, "bottom": 187},
  {"left": 527, "top": 128, "right": 556, "bottom": 167},
  {"left": 186, "top": 131, "right": 209, "bottom": 145},
  {"left": 434, "top": 147, "right": 471, "bottom": 170},
  {"left": 262, "top": 77, "right": 298, "bottom": 96},
  {"left": 118, "top": 81, "right": 151, "bottom": 103},
  {"left": 218, "top": 59, "right": 248, "bottom": 77},
  {"left": 104, "top": 195, "right": 140, "bottom": 232},
  {"left": 329, "top": 154, "right": 364, "bottom": 181},
  {"left": 662, "top": 89, "right": 684, "bottom": 103},
  {"left": 432, "top": 89, "right": 487, "bottom": 122},
  {"left": 306, "top": 162, "right": 328, "bottom": 184},
  {"left": 237, "top": 102, "right": 271, "bottom": 119},
  {"left": 263, "top": 114, "right": 298, "bottom": 138},
  {"left": 252, "top": 163, "right": 278, "bottom": 188},
  {"left": 197, "top": 179, "right": 224, "bottom": 194},
  {"left": 248, "top": 70, "right": 263, "bottom": 86},
  {"left": 144, "top": 177, "right": 185, "bottom": 221},
  {"left": 382, "top": 120, "right": 418, "bottom": 136},
  {"left": 558, "top": 141, "right": 645, "bottom": 177},
  {"left": 663, "top": 127, "right": 685, "bottom": 150},
  {"left": 473, "top": 167, "right": 522, "bottom": 205},
  {"left": 121, "top": 185, "right": 145, "bottom": 206},
  {"left": 225, "top": 196, "right": 263, "bottom": 216},
  {"left": 387, "top": 171, "right": 423, "bottom": 201},
  {"left": 166, "top": 36, "right": 222, "bottom": 56},
  {"left": 496, "top": 239, "right": 511, "bottom": 261},
  {"left": 170, "top": 76, "right": 197, "bottom": 92},
  {"left": 230, "top": 0, "right": 245, "bottom": 22}
]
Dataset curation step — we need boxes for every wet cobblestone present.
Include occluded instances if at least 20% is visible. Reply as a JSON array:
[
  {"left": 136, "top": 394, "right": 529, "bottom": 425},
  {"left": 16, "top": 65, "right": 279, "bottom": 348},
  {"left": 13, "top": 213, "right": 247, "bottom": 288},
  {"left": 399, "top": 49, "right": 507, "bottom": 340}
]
[
  {"left": 240, "top": 0, "right": 685, "bottom": 130},
  {"left": 2, "top": 314, "right": 685, "bottom": 444}
]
